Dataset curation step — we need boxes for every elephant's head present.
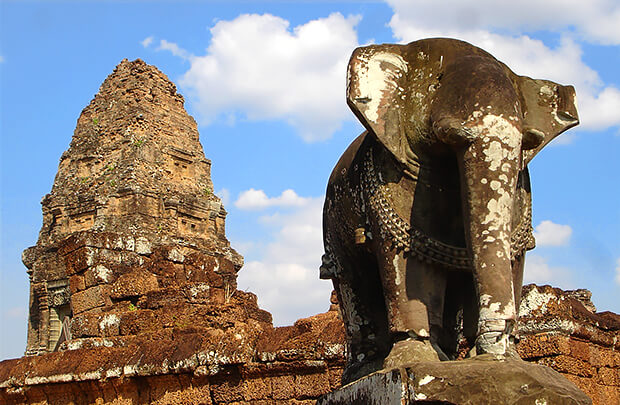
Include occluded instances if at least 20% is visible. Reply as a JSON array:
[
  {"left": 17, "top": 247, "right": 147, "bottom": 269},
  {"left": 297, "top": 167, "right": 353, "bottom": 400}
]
[
  {"left": 346, "top": 38, "right": 579, "bottom": 355},
  {"left": 347, "top": 39, "right": 578, "bottom": 167}
]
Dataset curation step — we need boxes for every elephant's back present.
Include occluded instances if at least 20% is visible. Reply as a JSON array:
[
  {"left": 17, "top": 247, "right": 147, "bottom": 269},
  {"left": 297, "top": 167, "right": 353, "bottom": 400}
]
[{"left": 327, "top": 131, "right": 368, "bottom": 187}]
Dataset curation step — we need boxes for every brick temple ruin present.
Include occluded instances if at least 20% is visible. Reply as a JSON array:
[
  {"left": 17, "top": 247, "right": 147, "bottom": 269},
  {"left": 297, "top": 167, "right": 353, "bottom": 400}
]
[{"left": 0, "top": 59, "right": 618, "bottom": 404}]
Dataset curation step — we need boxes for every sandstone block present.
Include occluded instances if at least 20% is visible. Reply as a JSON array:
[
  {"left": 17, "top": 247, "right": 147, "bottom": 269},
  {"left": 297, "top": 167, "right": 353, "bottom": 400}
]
[
  {"left": 64, "top": 246, "right": 95, "bottom": 275},
  {"left": 596, "top": 367, "right": 620, "bottom": 386},
  {"left": 71, "top": 313, "right": 102, "bottom": 337},
  {"left": 72, "top": 285, "right": 108, "bottom": 314},
  {"left": 210, "top": 373, "right": 244, "bottom": 403},
  {"left": 271, "top": 375, "right": 295, "bottom": 400},
  {"left": 119, "top": 309, "right": 157, "bottom": 335},
  {"left": 243, "top": 377, "right": 272, "bottom": 401},
  {"left": 69, "top": 274, "right": 86, "bottom": 294},
  {"left": 517, "top": 334, "right": 571, "bottom": 359},
  {"left": 110, "top": 269, "right": 158, "bottom": 299},
  {"left": 594, "top": 383, "right": 620, "bottom": 405},
  {"left": 539, "top": 355, "right": 595, "bottom": 378},
  {"left": 295, "top": 372, "right": 331, "bottom": 398}
]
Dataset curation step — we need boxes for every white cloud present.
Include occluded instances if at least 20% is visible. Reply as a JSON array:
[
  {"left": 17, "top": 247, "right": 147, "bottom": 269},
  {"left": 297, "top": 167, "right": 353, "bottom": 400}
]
[
  {"left": 178, "top": 13, "right": 361, "bottom": 141},
  {"left": 524, "top": 254, "right": 573, "bottom": 286},
  {"left": 235, "top": 188, "right": 310, "bottom": 210},
  {"left": 157, "top": 39, "right": 192, "bottom": 60},
  {"left": 533, "top": 220, "right": 573, "bottom": 247},
  {"left": 615, "top": 258, "right": 620, "bottom": 286},
  {"left": 386, "top": 0, "right": 620, "bottom": 133},
  {"left": 141, "top": 36, "right": 154, "bottom": 48},
  {"left": 236, "top": 196, "right": 332, "bottom": 325}
]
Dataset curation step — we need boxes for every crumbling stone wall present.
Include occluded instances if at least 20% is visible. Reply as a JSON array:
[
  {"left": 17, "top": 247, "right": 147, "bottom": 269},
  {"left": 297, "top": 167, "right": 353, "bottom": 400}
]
[
  {"left": 2, "top": 286, "right": 618, "bottom": 404},
  {"left": 517, "top": 285, "right": 620, "bottom": 404},
  {"left": 0, "top": 310, "right": 345, "bottom": 404}
]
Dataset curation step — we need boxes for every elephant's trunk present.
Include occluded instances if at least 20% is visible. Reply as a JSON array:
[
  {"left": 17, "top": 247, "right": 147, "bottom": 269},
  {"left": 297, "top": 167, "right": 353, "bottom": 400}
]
[
  {"left": 457, "top": 114, "right": 522, "bottom": 355},
  {"left": 431, "top": 55, "right": 525, "bottom": 355}
]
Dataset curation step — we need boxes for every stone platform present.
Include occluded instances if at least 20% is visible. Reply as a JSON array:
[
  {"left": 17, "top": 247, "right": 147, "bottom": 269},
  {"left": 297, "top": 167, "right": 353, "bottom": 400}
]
[{"left": 317, "top": 357, "right": 592, "bottom": 405}]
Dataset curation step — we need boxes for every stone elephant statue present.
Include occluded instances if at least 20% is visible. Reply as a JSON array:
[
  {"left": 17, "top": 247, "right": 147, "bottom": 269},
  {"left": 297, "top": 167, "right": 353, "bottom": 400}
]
[{"left": 320, "top": 38, "right": 579, "bottom": 383}]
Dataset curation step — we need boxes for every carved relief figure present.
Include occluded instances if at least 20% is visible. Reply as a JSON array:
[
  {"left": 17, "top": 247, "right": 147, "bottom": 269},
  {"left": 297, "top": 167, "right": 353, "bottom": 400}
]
[{"left": 320, "top": 38, "right": 579, "bottom": 383}]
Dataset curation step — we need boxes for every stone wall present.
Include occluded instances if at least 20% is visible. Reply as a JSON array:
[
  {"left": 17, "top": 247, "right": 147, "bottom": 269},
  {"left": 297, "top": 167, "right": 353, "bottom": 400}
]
[
  {"left": 517, "top": 285, "right": 620, "bottom": 404},
  {"left": 2, "top": 285, "right": 619, "bottom": 404},
  {"left": 0, "top": 310, "right": 345, "bottom": 404}
]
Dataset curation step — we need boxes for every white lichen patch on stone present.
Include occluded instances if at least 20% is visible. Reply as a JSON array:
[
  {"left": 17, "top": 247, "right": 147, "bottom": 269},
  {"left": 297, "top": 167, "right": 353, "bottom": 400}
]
[
  {"left": 189, "top": 282, "right": 210, "bottom": 298},
  {"left": 135, "top": 236, "right": 151, "bottom": 254},
  {"left": 125, "top": 236, "right": 135, "bottom": 251},
  {"left": 324, "top": 343, "right": 345, "bottom": 357},
  {"left": 99, "top": 314, "right": 120, "bottom": 332},
  {"left": 85, "top": 247, "right": 96, "bottom": 267},
  {"left": 168, "top": 248, "right": 185, "bottom": 263},
  {"left": 418, "top": 375, "right": 435, "bottom": 386},
  {"left": 338, "top": 279, "right": 364, "bottom": 335},
  {"left": 92, "top": 264, "right": 112, "bottom": 283},
  {"left": 105, "top": 367, "right": 122, "bottom": 378},
  {"left": 518, "top": 288, "right": 558, "bottom": 316},
  {"left": 66, "top": 339, "right": 84, "bottom": 351},
  {"left": 393, "top": 255, "right": 402, "bottom": 286}
]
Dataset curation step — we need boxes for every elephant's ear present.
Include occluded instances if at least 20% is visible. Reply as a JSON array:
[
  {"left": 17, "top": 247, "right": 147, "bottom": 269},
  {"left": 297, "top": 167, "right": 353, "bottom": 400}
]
[
  {"left": 346, "top": 45, "right": 411, "bottom": 165},
  {"left": 517, "top": 76, "right": 579, "bottom": 165}
]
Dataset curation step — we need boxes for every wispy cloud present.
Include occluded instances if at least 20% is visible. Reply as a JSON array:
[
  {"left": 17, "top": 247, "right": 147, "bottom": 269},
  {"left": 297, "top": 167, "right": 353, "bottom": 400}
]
[
  {"left": 4, "top": 306, "right": 26, "bottom": 319},
  {"left": 141, "top": 36, "right": 154, "bottom": 48},
  {"left": 157, "top": 39, "right": 192, "bottom": 60}
]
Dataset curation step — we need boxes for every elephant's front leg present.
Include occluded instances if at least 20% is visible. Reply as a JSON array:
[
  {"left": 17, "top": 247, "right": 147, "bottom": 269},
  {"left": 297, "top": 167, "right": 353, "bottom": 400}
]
[
  {"left": 376, "top": 248, "right": 447, "bottom": 366},
  {"left": 457, "top": 116, "right": 522, "bottom": 356}
]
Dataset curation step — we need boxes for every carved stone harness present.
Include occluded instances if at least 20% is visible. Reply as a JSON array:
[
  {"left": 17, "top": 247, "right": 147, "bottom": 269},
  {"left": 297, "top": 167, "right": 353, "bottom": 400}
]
[{"left": 360, "top": 149, "right": 535, "bottom": 271}]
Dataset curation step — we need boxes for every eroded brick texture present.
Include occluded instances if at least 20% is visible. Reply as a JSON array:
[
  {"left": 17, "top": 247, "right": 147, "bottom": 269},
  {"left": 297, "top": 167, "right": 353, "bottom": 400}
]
[{"left": 517, "top": 284, "right": 620, "bottom": 405}]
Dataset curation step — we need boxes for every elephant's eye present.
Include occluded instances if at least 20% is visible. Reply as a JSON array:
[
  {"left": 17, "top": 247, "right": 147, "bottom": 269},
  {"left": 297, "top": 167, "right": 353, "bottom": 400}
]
[{"left": 355, "top": 97, "right": 371, "bottom": 104}]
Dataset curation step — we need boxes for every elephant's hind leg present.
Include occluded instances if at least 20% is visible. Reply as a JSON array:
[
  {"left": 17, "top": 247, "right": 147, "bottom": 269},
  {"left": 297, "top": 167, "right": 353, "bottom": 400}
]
[
  {"left": 332, "top": 251, "right": 391, "bottom": 383},
  {"left": 377, "top": 250, "right": 448, "bottom": 366}
]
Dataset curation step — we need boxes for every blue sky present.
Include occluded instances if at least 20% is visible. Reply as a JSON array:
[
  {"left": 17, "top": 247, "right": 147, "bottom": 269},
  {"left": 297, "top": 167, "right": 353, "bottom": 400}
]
[{"left": 1, "top": 0, "right": 619, "bottom": 360}]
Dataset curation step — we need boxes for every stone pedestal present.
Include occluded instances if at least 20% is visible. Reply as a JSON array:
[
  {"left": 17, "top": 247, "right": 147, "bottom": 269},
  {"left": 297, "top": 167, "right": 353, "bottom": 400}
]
[{"left": 317, "top": 358, "right": 591, "bottom": 405}]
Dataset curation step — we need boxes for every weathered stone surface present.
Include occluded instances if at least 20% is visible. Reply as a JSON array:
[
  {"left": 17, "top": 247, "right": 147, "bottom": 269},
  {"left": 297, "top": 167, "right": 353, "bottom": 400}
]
[
  {"left": 21, "top": 59, "right": 243, "bottom": 356},
  {"left": 318, "top": 359, "right": 592, "bottom": 404}
]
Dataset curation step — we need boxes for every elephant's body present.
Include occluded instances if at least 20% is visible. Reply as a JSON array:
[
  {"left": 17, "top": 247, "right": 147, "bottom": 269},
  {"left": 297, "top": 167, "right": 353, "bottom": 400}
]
[
  {"left": 321, "top": 38, "right": 578, "bottom": 384},
  {"left": 321, "top": 131, "right": 533, "bottom": 382}
]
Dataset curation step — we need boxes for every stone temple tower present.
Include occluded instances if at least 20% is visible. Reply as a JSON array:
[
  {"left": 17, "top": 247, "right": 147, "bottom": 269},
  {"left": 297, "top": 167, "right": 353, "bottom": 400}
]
[{"left": 22, "top": 59, "right": 251, "bottom": 355}]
